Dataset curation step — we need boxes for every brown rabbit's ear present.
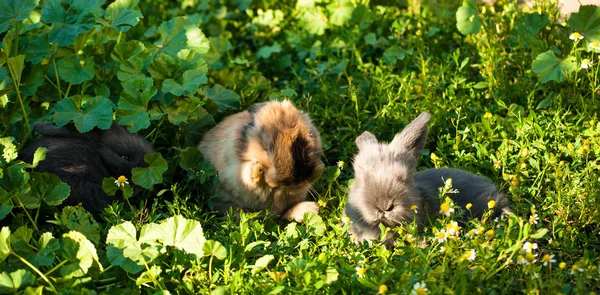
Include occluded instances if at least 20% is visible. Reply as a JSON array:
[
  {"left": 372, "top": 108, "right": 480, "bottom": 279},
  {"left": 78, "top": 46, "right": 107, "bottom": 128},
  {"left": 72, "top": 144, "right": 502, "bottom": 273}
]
[
  {"left": 248, "top": 102, "right": 267, "bottom": 114},
  {"left": 356, "top": 131, "right": 378, "bottom": 151},
  {"left": 34, "top": 123, "right": 83, "bottom": 138},
  {"left": 390, "top": 112, "right": 430, "bottom": 163}
]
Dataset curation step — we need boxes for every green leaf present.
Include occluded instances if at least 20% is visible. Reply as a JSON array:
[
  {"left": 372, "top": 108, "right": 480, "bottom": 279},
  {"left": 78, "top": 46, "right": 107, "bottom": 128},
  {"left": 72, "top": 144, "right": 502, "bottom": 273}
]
[
  {"left": 203, "top": 240, "right": 227, "bottom": 260},
  {"left": 0, "top": 269, "right": 35, "bottom": 293},
  {"left": 327, "top": 0, "right": 354, "bottom": 26},
  {"left": 531, "top": 50, "right": 577, "bottom": 83},
  {"left": 251, "top": 254, "right": 274, "bottom": 274},
  {"left": 257, "top": 42, "right": 281, "bottom": 59},
  {"left": 151, "top": 215, "right": 206, "bottom": 257},
  {"left": 116, "top": 77, "right": 156, "bottom": 132},
  {"left": 105, "top": 0, "right": 143, "bottom": 32},
  {"left": 383, "top": 46, "right": 412, "bottom": 65},
  {"left": 131, "top": 153, "right": 168, "bottom": 189},
  {"left": 300, "top": 8, "right": 327, "bottom": 35},
  {"left": 303, "top": 213, "right": 325, "bottom": 237},
  {"left": 58, "top": 56, "right": 95, "bottom": 85},
  {"left": 60, "top": 231, "right": 103, "bottom": 279},
  {"left": 568, "top": 5, "right": 600, "bottom": 45},
  {"left": 0, "top": 189, "right": 13, "bottom": 220},
  {"left": 529, "top": 228, "right": 548, "bottom": 239},
  {"left": 102, "top": 177, "right": 133, "bottom": 197},
  {"left": 322, "top": 166, "right": 340, "bottom": 183},
  {"left": 0, "top": 162, "right": 30, "bottom": 197},
  {"left": 0, "top": 227, "right": 11, "bottom": 263},
  {"left": 156, "top": 16, "right": 210, "bottom": 57},
  {"left": 30, "top": 147, "right": 47, "bottom": 169},
  {"left": 179, "top": 147, "right": 204, "bottom": 172},
  {"left": 153, "top": 50, "right": 208, "bottom": 96},
  {"left": 111, "top": 40, "right": 153, "bottom": 81},
  {"left": 456, "top": 0, "right": 481, "bottom": 35},
  {"left": 52, "top": 96, "right": 116, "bottom": 133},
  {"left": 41, "top": 0, "right": 98, "bottom": 46},
  {"left": 20, "top": 64, "right": 45, "bottom": 97},
  {"left": 48, "top": 205, "right": 101, "bottom": 245},
  {"left": 106, "top": 221, "right": 158, "bottom": 274},
  {"left": 7, "top": 55, "right": 25, "bottom": 86},
  {"left": 0, "top": 0, "right": 39, "bottom": 34},
  {"left": 19, "top": 172, "right": 70, "bottom": 209},
  {"left": 205, "top": 84, "right": 240, "bottom": 112},
  {"left": 25, "top": 34, "right": 51, "bottom": 64},
  {"left": 25, "top": 232, "right": 60, "bottom": 268}
]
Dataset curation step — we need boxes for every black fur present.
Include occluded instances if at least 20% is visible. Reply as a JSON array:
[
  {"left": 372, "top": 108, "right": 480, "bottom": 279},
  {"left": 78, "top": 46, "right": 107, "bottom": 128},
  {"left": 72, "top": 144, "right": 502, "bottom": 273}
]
[{"left": 19, "top": 122, "right": 154, "bottom": 217}]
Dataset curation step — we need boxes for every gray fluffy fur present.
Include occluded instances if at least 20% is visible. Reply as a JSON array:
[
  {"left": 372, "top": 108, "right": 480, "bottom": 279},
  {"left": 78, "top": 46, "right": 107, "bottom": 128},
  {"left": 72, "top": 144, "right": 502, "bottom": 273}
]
[{"left": 345, "top": 112, "right": 510, "bottom": 247}]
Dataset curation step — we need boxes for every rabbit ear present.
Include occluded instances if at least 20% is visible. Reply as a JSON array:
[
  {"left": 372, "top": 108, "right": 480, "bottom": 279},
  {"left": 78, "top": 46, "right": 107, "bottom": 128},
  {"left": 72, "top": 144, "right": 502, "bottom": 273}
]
[
  {"left": 356, "top": 131, "right": 378, "bottom": 151},
  {"left": 34, "top": 123, "right": 82, "bottom": 138},
  {"left": 390, "top": 112, "right": 430, "bottom": 163},
  {"left": 248, "top": 102, "right": 267, "bottom": 114}
]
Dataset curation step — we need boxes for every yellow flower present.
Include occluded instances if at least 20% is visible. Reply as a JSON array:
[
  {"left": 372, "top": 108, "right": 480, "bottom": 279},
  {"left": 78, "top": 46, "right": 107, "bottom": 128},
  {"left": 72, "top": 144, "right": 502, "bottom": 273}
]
[
  {"left": 436, "top": 230, "right": 448, "bottom": 242},
  {"left": 465, "top": 249, "right": 476, "bottom": 261},
  {"left": 411, "top": 205, "right": 418, "bottom": 214},
  {"left": 569, "top": 32, "right": 584, "bottom": 41},
  {"left": 115, "top": 175, "right": 129, "bottom": 187},
  {"left": 341, "top": 216, "right": 351, "bottom": 225},
  {"left": 378, "top": 284, "right": 388, "bottom": 294},
  {"left": 581, "top": 58, "right": 593, "bottom": 69},
  {"left": 466, "top": 203, "right": 473, "bottom": 210},
  {"left": 411, "top": 282, "right": 428, "bottom": 295},
  {"left": 446, "top": 221, "right": 460, "bottom": 235},
  {"left": 590, "top": 42, "right": 600, "bottom": 51},
  {"left": 541, "top": 254, "right": 556, "bottom": 266},
  {"left": 483, "top": 112, "right": 492, "bottom": 119},
  {"left": 406, "top": 234, "right": 415, "bottom": 243},
  {"left": 317, "top": 199, "right": 327, "bottom": 207},
  {"left": 440, "top": 202, "right": 455, "bottom": 216},
  {"left": 337, "top": 160, "right": 345, "bottom": 169},
  {"left": 355, "top": 267, "right": 366, "bottom": 278},
  {"left": 485, "top": 229, "right": 495, "bottom": 239},
  {"left": 444, "top": 178, "right": 453, "bottom": 189},
  {"left": 559, "top": 262, "right": 567, "bottom": 269},
  {"left": 487, "top": 200, "right": 496, "bottom": 209},
  {"left": 525, "top": 252, "right": 536, "bottom": 263},
  {"left": 493, "top": 161, "right": 501, "bottom": 169}
]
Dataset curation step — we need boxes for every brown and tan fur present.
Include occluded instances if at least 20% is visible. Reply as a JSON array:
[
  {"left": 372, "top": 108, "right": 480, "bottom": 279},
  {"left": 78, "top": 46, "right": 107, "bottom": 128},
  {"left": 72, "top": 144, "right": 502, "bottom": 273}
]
[{"left": 198, "top": 100, "right": 324, "bottom": 222}]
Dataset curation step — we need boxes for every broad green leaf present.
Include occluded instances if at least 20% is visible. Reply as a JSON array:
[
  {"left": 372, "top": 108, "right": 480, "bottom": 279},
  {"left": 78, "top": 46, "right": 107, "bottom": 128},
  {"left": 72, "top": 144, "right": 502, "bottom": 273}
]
[
  {"left": 102, "top": 177, "right": 133, "bottom": 197},
  {"left": 52, "top": 96, "right": 116, "bottom": 133},
  {"left": 179, "top": 147, "right": 204, "bottom": 172},
  {"left": 20, "top": 64, "right": 45, "bottom": 96},
  {"left": 131, "top": 153, "right": 168, "bottom": 189},
  {"left": 147, "top": 54, "right": 177, "bottom": 82},
  {"left": 48, "top": 205, "right": 101, "bottom": 245},
  {"left": 22, "top": 232, "right": 60, "bottom": 268},
  {"left": 456, "top": 0, "right": 481, "bottom": 35},
  {"left": 0, "top": 188, "right": 13, "bottom": 220},
  {"left": 512, "top": 13, "right": 549, "bottom": 46},
  {"left": 41, "top": 0, "right": 98, "bottom": 46},
  {"left": 58, "top": 56, "right": 95, "bottom": 84},
  {"left": 568, "top": 5, "right": 600, "bottom": 45},
  {"left": 163, "top": 68, "right": 207, "bottom": 96},
  {"left": 30, "top": 147, "right": 47, "bottom": 168},
  {"left": 7, "top": 55, "right": 25, "bottom": 86},
  {"left": 252, "top": 254, "right": 274, "bottom": 274},
  {"left": 111, "top": 40, "right": 153, "bottom": 81},
  {"left": 106, "top": 222, "right": 146, "bottom": 274},
  {"left": 205, "top": 84, "right": 240, "bottom": 112},
  {"left": 383, "top": 46, "right": 413, "bottom": 65},
  {"left": 327, "top": 0, "right": 354, "bottom": 26},
  {"left": 116, "top": 76, "right": 156, "bottom": 132},
  {"left": 149, "top": 215, "right": 205, "bottom": 257},
  {"left": 0, "top": 269, "right": 35, "bottom": 293},
  {"left": 19, "top": 172, "right": 70, "bottom": 209},
  {"left": 105, "top": 0, "right": 143, "bottom": 32},
  {"left": 0, "top": 162, "right": 30, "bottom": 196},
  {"left": 136, "top": 265, "right": 163, "bottom": 287},
  {"left": 154, "top": 50, "right": 208, "bottom": 96},
  {"left": 257, "top": 42, "right": 281, "bottom": 59},
  {"left": 25, "top": 34, "right": 51, "bottom": 64},
  {"left": 531, "top": 50, "right": 577, "bottom": 83},
  {"left": 156, "top": 16, "right": 210, "bottom": 57},
  {"left": 530, "top": 228, "right": 549, "bottom": 239},
  {"left": 0, "top": 227, "right": 11, "bottom": 263},
  {"left": 0, "top": 0, "right": 39, "bottom": 33},
  {"left": 300, "top": 8, "right": 327, "bottom": 35},
  {"left": 303, "top": 213, "right": 325, "bottom": 236},
  {"left": 203, "top": 240, "right": 227, "bottom": 260},
  {"left": 60, "top": 231, "right": 103, "bottom": 279}
]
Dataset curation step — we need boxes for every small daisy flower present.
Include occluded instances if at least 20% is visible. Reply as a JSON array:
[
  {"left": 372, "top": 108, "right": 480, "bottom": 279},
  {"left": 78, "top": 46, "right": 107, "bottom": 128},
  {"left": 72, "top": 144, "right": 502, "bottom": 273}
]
[
  {"left": 481, "top": 241, "right": 493, "bottom": 250},
  {"left": 406, "top": 234, "right": 415, "bottom": 243},
  {"left": 523, "top": 242, "right": 538, "bottom": 253},
  {"left": 440, "top": 246, "right": 445, "bottom": 253},
  {"left": 337, "top": 160, "right": 345, "bottom": 169},
  {"left": 466, "top": 203, "right": 473, "bottom": 210},
  {"left": 542, "top": 254, "right": 556, "bottom": 266},
  {"left": 589, "top": 41, "right": 600, "bottom": 51},
  {"left": 411, "top": 282, "right": 428, "bottom": 295},
  {"left": 485, "top": 229, "right": 495, "bottom": 239},
  {"left": 411, "top": 205, "right": 418, "bottom": 214},
  {"left": 466, "top": 229, "right": 477, "bottom": 239},
  {"left": 570, "top": 264, "right": 584, "bottom": 275},
  {"left": 493, "top": 161, "right": 501, "bottom": 169},
  {"left": 525, "top": 252, "right": 537, "bottom": 264},
  {"left": 378, "top": 284, "right": 388, "bottom": 294},
  {"left": 440, "top": 202, "right": 455, "bottom": 216},
  {"left": 355, "top": 267, "right": 366, "bottom": 278},
  {"left": 487, "top": 200, "right": 496, "bottom": 209},
  {"left": 465, "top": 249, "right": 476, "bottom": 261},
  {"left": 115, "top": 175, "right": 129, "bottom": 187},
  {"left": 581, "top": 58, "right": 593, "bottom": 69},
  {"left": 446, "top": 221, "right": 460, "bottom": 235},
  {"left": 529, "top": 214, "right": 539, "bottom": 224},
  {"left": 436, "top": 230, "right": 448, "bottom": 242},
  {"left": 341, "top": 216, "right": 351, "bottom": 225},
  {"left": 570, "top": 32, "right": 584, "bottom": 41},
  {"left": 517, "top": 255, "right": 528, "bottom": 265}
]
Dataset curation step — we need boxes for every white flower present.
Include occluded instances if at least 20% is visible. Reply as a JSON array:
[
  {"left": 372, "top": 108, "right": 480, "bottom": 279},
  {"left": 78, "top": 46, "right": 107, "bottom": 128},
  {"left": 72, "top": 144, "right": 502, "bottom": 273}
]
[
  {"left": 440, "top": 246, "right": 445, "bottom": 253},
  {"left": 529, "top": 214, "right": 539, "bottom": 224},
  {"left": 465, "top": 249, "right": 476, "bottom": 261},
  {"left": 337, "top": 160, "right": 345, "bottom": 169},
  {"left": 570, "top": 32, "right": 584, "bottom": 41},
  {"left": 589, "top": 41, "right": 600, "bottom": 51},
  {"left": 436, "top": 230, "right": 448, "bottom": 242},
  {"left": 411, "top": 282, "right": 428, "bottom": 295},
  {"left": 517, "top": 255, "right": 528, "bottom": 265},
  {"left": 341, "top": 216, "right": 352, "bottom": 225},
  {"left": 355, "top": 267, "right": 366, "bottom": 278},
  {"left": 115, "top": 176, "right": 129, "bottom": 187},
  {"left": 523, "top": 242, "right": 538, "bottom": 253},
  {"left": 542, "top": 254, "right": 556, "bottom": 266},
  {"left": 581, "top": 58, "right": 593, "bottom": 69}
]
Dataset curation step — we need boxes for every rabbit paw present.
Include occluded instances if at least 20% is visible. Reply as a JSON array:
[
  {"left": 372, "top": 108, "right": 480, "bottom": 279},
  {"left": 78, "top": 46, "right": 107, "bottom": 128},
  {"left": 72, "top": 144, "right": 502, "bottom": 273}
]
[
  {"left": 282, "top": 201, "right": 319, "bottom": 223},
  {"left": 242, "top": 160, "right": 264, "bottom": 187},
  {"left": 250, "top": 161, "right": 264, "bottom": 184}
]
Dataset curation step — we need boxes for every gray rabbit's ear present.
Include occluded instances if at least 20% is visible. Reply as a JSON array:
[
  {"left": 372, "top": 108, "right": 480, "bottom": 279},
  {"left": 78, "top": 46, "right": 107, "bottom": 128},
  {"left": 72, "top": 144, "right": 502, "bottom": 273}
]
[
  {"left": 390, "top": 112, "right": 431, "bottom": 162},
  {"left": 248, "top": 102, "right": 267, "bottom": 114},
  {"left": 34, "top": 123, "right": 82, "bottom": 137},
  {"left": 356, "top": 131, "right": 378, "bottom": 151}
]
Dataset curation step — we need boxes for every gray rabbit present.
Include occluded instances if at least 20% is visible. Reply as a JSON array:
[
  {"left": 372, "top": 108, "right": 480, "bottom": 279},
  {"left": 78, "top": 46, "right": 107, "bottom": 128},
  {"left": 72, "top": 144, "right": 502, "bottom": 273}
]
[
  {"left": 345, "top": 112, "right": 510, "bottom": 246},
  {"left": 19, "top": 122, "right": 154, "bottom": 216}
]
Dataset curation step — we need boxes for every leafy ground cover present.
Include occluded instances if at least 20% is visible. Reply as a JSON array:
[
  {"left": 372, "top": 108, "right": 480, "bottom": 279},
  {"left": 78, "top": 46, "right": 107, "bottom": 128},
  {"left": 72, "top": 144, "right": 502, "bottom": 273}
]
[{"left": 0, "top": 0, "right": 599, "bottom": 293}]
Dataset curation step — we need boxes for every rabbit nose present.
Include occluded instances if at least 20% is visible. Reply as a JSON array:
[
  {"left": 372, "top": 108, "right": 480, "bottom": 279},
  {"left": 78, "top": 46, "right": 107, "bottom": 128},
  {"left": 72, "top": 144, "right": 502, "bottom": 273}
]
[{"left": 377, "top": 210, "right": 385, "bottom": 219}]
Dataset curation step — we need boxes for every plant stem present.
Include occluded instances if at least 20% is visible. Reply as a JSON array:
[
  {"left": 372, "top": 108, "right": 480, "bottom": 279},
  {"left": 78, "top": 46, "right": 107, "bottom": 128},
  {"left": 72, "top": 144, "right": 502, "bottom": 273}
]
[
  {"left": 44, "top": 260, "right": 68, "bottom": 277},
  {"left": 7, "top": 60, "right": 32, "bottom": 144},
  {"left": 14, "top": 197, "right": 39, "bottom": 231},
  {"left": 13, "top": 252, "right": 58, "bottom": 294},
  {"left": 52, "top": 56, "right": 62, "bottom": 100}
]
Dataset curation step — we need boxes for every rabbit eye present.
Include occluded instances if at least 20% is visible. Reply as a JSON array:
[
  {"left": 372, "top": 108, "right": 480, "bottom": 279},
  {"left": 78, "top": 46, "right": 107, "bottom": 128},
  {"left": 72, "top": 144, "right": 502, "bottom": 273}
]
[
  {"left": 121, "top": 155, "right": 129, "bottom": 160},
  {"left": 386, "top": 203, "right": 394, "bottom": 211}
]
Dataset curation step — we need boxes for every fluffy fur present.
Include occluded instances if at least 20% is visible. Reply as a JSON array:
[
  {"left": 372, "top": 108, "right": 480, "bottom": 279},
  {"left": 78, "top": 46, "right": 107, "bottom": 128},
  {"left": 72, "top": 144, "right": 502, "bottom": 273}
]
[
  {"left": 19, "top": 122, "right": 154, "bottom": 216},
  {"left": 198, "top": 100, "right": 324, "bottom": 222},
  {"left": 345, "top": 112, "right": 509, "bottom": 246}
]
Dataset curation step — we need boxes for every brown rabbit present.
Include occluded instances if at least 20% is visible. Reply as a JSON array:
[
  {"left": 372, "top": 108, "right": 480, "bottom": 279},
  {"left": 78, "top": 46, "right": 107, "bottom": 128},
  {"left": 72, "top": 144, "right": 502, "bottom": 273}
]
[{"left": 198, "top": 100, "right": 324, "bottom": 222}]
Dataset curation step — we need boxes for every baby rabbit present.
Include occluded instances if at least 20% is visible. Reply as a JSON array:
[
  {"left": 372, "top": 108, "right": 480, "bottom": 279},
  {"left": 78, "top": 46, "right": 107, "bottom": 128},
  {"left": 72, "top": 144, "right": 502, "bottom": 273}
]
[
  {"left": 345, "top": 112, "right": 509, "bottom": 245},
  {"left": 198, "top": 100, "right": 324, "bottom": 222},
  {"left": 19, "top": 122, "right": 154, "bottom": 216}
]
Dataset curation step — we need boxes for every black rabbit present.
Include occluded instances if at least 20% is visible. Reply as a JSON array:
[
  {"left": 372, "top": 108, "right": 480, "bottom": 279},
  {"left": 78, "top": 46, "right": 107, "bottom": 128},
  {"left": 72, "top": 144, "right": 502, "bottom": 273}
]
[{"left": 19, "top": 122, "right": 154, "bottom": 216}]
